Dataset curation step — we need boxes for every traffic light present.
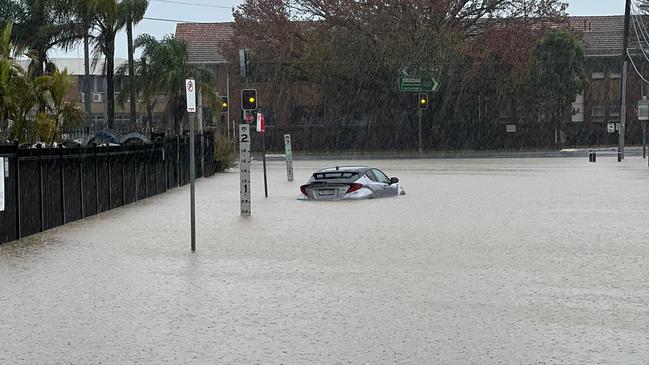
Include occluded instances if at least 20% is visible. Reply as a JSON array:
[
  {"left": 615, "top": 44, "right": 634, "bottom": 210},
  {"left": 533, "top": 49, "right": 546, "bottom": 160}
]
[
  {"left": 418, "top": 93, "right": 429, "bottom": 110},
  {"left": 241, "top": 89, "right": 257, "bottom": 110},
  {"left": 219, "top": 96, "right": 229, "bottom": 112}
]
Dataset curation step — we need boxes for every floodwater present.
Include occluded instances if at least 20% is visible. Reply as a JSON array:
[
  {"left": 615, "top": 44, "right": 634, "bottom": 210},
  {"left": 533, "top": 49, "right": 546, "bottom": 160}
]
[{"left": 1, "top": 157, "right": 649, "bottom": 364}]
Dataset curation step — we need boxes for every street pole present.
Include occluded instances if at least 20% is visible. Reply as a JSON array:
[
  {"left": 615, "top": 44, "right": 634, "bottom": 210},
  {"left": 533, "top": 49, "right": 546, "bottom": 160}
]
[
  {"left": 186, "top": 79, "right": 197, "bottom": 252},
  {"left": 189, "top": 111, "right": 196, "bottom": 252},
  {"left": 643, "top": 120, "right": 647, "bottom": 158},
  {"left": 620, "top": 0, "right": 631, "bottom": 161},
  {"left": 620, "top": 62, "right": 628, "bottom": 161},
  {"left": 226, "top": 72, "right": 231, "bottom": 140},
  {"left": 262, "top": 132, "right": 268, "bottom": 198},
  {"left": 418, "top": 109, "right": 423, "bottom": 154}
]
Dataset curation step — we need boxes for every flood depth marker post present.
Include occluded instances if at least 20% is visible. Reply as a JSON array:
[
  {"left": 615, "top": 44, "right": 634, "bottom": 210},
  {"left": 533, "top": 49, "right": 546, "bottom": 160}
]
[
  {"left": 186, "top": 79, "right": 197, "bottom": 252},
  {"left": 239, "top": 123, "right": 251, "bottom": 216},
  {"left": 284, "top": 134, "right": 294, "bottom": 181}
]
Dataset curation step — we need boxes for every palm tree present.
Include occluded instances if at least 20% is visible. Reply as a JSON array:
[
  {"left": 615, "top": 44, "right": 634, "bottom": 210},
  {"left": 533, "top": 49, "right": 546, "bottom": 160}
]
[
  {"left": 2, "top": 0, "right": 79, "bottom": 78},
  {"left": 128, "top": 34, "right": 218, "bottom": 133},
  {"left": 87, "top": 0, "right": 127, "bottom": 130},
  {"left": 116, "top": 36, "right": 157, "bottom": 130},
  {"left": 122, "top": 0, "right": 148, "bottom": 125},
  {"left": 67, "top": 0, "right": 95, "bottom": 127},
  {"left": 40, "top": 68, "right": 83, "bottom": 142},
  {"left": 0, "top": 22, "right": 26, "bottom": 130}
]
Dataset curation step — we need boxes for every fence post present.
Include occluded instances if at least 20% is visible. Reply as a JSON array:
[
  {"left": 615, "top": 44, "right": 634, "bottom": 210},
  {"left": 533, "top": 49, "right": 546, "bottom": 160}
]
[
  {"left": 145, "top": 145, "right": 150, "bottom": 197},
  {"left": 176, "top": 135, "right": 180, "bottom": 187},
  {"left": 153, "top": 144, "right": 158, "bottom": 195},
  {"left": 122, "top": 147, "right": 126, "bottom": 206},
  {"left": 15, "top": 143, "right": 21, "bottom": 239},
  {"left": 94, "top": 145, "right": 99, "bottom": 214},
  {"left": 134, "top": 147, "right": 138, "bottom": 202},
  {"left": 60, "top": 145, "right": 65, "bottom": 225},
  {"left": 39, "top": 145, "right": 45, "bottom": 231},
  {"left": 164, "top": 142, "right": 168, "bottom": 191},
  {"left": 79, "top": 146, "right": 84, "bottom": 218},
  {"left": 107, "top": 147, "right": 112, "bottom": 209}
]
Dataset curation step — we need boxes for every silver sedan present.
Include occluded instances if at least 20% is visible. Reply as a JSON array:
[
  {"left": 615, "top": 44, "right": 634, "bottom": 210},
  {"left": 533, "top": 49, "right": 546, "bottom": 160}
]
[{"left": 298, "top": 166, "right": 406, "bottom": 200}]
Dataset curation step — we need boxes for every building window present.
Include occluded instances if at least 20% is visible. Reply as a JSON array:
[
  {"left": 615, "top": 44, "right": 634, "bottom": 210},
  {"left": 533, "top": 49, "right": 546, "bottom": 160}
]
[
  {"left": 591, "top": 64, "right": 605, "bottom": 79},
  {"left": 91, "top": 113, "right": 105, "bottom": 129},
  {"left": 572, "top": 93, "right": 584, "bottom": 122},
  {"left": 592, "top": 106, "right": 605, "bottom": 123},
  {"left": 344, "top": 112, "right": 375, "bottom": 126},
  {"left": 291, "top": 106, "right": 324, "bottom": 127},
  {"left": 608, "top": 106, "right": 621, "bottom": 118},
  {"left": 609, "top": 65, "right": 622, "bottom": 79}
]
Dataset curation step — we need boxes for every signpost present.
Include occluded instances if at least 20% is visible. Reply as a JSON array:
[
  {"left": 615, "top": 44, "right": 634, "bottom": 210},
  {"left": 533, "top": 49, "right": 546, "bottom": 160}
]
[
  {"left": 607, "top": 123, "right": 616, "bottom": 134},
  {"left": 239, "top": 124, "right": 251, "bottom": 216},
  {"left": 284, "top": 134, "right": 294, "bottom": 182},
  {"left": 0, "top": 157, "right": 5, "bottom": 212},
  {"left": 638, "top": 96, "right": 649, "bottom": 158},
  {"left": 398, "top": 77, "right": 439, "bottom": 92},
  {"left": 185, "top": 79, "right": 196, "bottom": 251},
  {"left": 257, "top": 113, "right": 268, "bottom": 198},
  {"left": 398, "top": 66, "right": 441, "bottom": 154}
]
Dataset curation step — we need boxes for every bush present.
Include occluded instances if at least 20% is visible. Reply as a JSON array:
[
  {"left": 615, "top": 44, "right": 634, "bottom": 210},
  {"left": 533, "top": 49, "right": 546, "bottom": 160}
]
[{"left": 213, "top": 132, "right": 237, "bottom": 172}]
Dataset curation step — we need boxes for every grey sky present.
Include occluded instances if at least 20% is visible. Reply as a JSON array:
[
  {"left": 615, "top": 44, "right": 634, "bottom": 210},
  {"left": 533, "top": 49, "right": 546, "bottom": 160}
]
[{"left": 55, "top": 0, "right": 626, "bottom": 59}]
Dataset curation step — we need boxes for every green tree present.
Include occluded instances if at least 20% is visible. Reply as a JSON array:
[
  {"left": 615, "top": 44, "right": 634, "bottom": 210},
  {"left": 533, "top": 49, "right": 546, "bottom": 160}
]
[
  {"left": 0, "top": 22, "right": 27, "bottom": 130},
  {"left": 532, "top": 28, "right": 586, "bottom": 145},
  {"left": 40, "top": 68, "right": 84, "bottom": 143},
  {"left": 0, "top": 0, "right": 79, "bottom": 78},
  {"left": 67, "top": 0, "right": 95, "bottom": 127},
  {"left": 122, "top": 0, "right": 148, "bottom": 125},
  {"left": 122, "top": 34, "right": 218, "bottom": 132},
  {"left": 87, "top": 0, "right": 127, "bottom": 130}
]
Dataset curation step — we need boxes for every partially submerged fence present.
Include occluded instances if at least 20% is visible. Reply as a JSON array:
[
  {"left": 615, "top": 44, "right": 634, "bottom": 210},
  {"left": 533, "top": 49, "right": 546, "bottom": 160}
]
[{"left": 0, "top": 134, "right": 215, "bottom": 245}]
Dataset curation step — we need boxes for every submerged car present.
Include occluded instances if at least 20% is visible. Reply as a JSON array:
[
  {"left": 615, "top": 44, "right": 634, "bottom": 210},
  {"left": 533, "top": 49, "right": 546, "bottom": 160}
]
[{"left": 298, "top": 166, "right": 406, "bottom": 200}]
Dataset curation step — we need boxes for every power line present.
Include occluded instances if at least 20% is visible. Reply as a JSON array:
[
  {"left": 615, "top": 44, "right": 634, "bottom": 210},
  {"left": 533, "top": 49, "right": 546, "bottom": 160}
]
[
  {"left": 627, "top": 48, "right": 649, "bottom": 84},
  {"left": 150, "top": 0, "right": 234, "bottom": 9},
  {"left": 143, "top": 16, "right": 208, "bottom": 23}
]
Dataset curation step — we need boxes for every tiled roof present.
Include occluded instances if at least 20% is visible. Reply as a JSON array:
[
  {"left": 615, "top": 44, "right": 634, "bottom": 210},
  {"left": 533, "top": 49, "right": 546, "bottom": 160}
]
[
  {"left": 175, "top": 22, "right": 234, "bottom": 64},
  {"left": 175, "top": 17, "right": 629, "bottom": 65},
  {"left": 569, "top": 16, "right": 625, "bottom": 57}
]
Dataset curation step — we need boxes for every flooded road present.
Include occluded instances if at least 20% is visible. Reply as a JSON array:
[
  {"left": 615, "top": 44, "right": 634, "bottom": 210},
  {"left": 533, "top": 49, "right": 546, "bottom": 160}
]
[{"left": 1, "top": 157, "right": 649, "bottom": 364}]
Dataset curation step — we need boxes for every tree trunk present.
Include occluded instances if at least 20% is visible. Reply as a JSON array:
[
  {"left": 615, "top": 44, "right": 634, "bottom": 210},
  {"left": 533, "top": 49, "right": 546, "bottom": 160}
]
[
  {"left": 84, "top": 33, "right": 92, "bottom": 128},
  {"left": 106, "top": 37, "right": 115, "bottom": 130},
  {"left": 146, "top": 102, "right": 152, "bottom": 131},
  {"left": 127, "top": 14, "right": 137, "bottom": 126}
]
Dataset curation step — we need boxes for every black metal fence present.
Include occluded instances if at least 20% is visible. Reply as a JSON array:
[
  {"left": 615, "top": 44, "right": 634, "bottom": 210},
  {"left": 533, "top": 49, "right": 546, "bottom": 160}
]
[{"left": 0, "top": 134, "right": 216, "bottom": 245}]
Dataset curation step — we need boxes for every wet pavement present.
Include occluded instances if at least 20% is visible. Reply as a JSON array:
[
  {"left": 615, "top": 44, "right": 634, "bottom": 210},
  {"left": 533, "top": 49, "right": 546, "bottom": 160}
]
[{"left": 1, "top": 156, "right": 649, "bottom": 364}]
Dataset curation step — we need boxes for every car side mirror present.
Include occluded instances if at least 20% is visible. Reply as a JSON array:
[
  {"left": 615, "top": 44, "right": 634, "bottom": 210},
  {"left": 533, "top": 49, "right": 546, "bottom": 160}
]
[{"left": 390, "top": 177, "right": 399, "bottom": 184}]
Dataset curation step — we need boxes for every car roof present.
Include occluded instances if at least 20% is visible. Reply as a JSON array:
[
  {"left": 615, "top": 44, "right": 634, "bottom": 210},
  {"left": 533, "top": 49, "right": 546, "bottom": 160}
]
[{"left": 317, "top": 166, "right": 371, "bottom": 173}]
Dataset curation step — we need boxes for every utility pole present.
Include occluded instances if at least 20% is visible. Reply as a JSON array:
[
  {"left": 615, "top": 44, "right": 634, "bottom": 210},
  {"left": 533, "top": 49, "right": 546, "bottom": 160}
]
[{"left": 620, "top": 0, "right": 632, "bottom": 161}]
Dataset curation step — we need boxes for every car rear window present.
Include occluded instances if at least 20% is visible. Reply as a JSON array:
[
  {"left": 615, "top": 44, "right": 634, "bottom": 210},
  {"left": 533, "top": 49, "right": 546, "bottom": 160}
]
[{"left": 313, "top": 172, "right": 358, "bottom": 180}]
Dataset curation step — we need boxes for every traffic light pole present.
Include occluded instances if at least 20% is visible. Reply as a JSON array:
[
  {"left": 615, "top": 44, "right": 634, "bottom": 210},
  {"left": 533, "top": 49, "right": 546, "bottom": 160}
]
[
  {"left": 643, "top": 120, "right": 647, "bottom": 159},
  {"left": 227, "top": 72, "right": 231, "bottom": 140},
  {"left": 619, "top": 0, "right": 631, "bottom": 161},
  {"left": 418, "top": 109, "right": 423, "bottom": 154},
  {"left": 262, "top": 132, "right": 268, "bottom": 198}
]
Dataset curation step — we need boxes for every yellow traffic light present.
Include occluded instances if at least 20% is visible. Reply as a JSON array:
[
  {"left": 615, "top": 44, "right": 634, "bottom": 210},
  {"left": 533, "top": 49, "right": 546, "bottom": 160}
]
[
  {"left": 418, "top": 93, "right": 429, "bottom": 110},
  {"left": 241, "top": 89, "right": 257, "bottom": 110}
]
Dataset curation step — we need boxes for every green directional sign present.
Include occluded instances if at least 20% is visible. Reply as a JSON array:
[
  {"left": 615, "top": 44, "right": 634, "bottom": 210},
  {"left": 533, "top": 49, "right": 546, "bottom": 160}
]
[{"left": 398, "top": 77, "right": 440, "bottom": 92}]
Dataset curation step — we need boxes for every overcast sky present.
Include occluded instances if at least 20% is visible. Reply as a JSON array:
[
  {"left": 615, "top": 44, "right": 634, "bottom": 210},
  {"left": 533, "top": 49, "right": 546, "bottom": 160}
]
[{"left": 54, "top": 0, "right": 627, "bottom": 59}]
